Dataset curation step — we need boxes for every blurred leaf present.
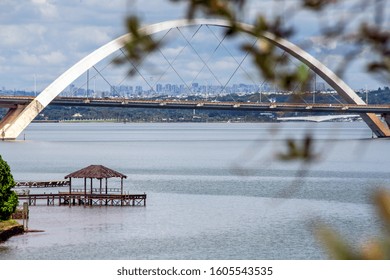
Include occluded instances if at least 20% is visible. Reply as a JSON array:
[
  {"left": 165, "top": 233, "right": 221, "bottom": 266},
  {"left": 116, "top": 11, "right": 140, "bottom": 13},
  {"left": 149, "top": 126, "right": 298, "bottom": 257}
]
[
  {"left": 373, "top": 189, "right": 390, "bottom": 231},
  {"left": 302, "top": 0, "right": 338, "bottom": 11},
  {"left": 318, "top": 190, "right": 390, "bottom": 259},
  {"left": 297, "top": 64, "right": 310, "bottom": 82},
  {"left": 277, "top": 135, "right": 318, "bottom": 162},
  {"left": 361, "top": 239, "right": 387, "bottom": 260},
  {"left": 170, "top": 0, "right": 243, "bottom": 22},
  {"left": 357, "top": 23, "right": 390, "bottom": 79},
  {"left": 115, "top": 16, "right": 161, "bottom": 75},
  {"left": 316, "top": 226, "right": 359, "bottom": 259}
]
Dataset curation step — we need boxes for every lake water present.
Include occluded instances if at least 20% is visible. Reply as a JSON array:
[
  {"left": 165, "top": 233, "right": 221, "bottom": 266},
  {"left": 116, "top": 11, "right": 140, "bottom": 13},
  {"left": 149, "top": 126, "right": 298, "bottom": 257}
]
[{"left": 0, "top": 121, "right": 389, "bottom": 259}]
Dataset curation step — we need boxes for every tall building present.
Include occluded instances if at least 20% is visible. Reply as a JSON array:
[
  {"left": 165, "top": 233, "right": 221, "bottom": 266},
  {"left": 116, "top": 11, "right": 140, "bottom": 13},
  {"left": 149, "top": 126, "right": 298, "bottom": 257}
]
[
  {"left": 156, "top": 83, "right": 163, "bottom": 94},
  {"left": 164, "top": 84, "right": 172, "bottom": 94},
  {"left": 135, "top": 86, "right": 143, "bottom": 95}
]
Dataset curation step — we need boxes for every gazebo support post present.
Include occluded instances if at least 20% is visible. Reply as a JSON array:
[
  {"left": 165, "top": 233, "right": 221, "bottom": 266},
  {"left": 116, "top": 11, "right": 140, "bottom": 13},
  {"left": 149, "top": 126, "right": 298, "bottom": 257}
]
[
  {"left": 105, "top": 178, "right": 108, "bottom": 205},
  {"left": 121, "top": 178, "right": 123, "bottom": 206},
  {"left": 90, "top": 178, "right": 93, "bottom": 206},
  {"left": 99, "top": 178, "right": 102, "bottom": 205},
  {"left": 84, "top": 177, "right": 87, "bottom": 206},
  {"left": 68, "top": 178, "right": 72, "bottom": 207}
]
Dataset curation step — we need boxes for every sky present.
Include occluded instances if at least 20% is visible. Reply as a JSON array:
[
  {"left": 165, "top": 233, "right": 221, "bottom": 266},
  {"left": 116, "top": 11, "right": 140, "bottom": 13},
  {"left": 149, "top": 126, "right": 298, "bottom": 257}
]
[{"left": 0, "top": 0, "right": 389, "bottom": 93}]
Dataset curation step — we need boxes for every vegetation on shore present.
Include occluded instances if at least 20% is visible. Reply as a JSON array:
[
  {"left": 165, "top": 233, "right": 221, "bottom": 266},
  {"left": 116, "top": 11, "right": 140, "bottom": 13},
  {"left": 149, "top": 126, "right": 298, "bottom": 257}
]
[
  {"left": 0, "top": 155, "right": 21, "bottom": 242},
  {"left": 0, "top": 155, "right": 18, "bottom": 221}
]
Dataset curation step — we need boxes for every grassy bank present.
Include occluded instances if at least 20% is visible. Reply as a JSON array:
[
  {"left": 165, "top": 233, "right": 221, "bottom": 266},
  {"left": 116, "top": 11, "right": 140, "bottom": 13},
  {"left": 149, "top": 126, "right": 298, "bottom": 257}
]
[
  {"left": 0, "top": 220, "right": 19, "bottom": 230},
  {"left": 0, "top": 220, "right": 24, "bottom": 242}
]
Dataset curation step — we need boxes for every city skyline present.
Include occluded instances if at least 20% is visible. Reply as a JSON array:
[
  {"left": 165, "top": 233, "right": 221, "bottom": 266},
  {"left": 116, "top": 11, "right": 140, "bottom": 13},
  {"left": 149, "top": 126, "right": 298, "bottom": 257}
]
[{"left": 0, "top": 79, "right": 353, "bottom": 99}]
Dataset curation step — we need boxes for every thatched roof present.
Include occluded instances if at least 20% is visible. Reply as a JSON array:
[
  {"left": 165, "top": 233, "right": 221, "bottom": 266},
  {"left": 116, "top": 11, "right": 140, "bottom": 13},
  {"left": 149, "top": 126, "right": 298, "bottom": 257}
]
[{"left": 65, "top": 165, "right": 127, "bottom": 179}]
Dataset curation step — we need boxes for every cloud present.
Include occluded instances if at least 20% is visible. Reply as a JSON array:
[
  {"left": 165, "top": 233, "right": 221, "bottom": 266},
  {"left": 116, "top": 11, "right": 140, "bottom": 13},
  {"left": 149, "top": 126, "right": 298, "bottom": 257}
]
[
  {"left": 0, "top": 24, "right": 47, "bottom": 48},
  {"left": 41, "top": 51, "right": 67, "bottom": 65},
  {"left": 16, "top": 51, "right": 41, "bottom": 66},
  {"left": 67, "top": 27, "right": 114, "bottom": 52},
  {"left": 31, "top": 0, "right": 59, "bottom": 19}
]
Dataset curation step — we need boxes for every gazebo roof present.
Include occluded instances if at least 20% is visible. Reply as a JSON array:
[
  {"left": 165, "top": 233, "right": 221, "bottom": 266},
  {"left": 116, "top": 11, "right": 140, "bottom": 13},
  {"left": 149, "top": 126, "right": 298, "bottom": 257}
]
[{"left": 65, "top": 165, "right": 127, "bottom": 179}]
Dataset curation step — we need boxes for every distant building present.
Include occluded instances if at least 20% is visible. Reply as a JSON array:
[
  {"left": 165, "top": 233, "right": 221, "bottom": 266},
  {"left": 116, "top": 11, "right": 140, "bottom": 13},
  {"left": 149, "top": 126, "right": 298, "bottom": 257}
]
[
  {"left": 315, "top": 82, "right": 326, "bottom": 92},
  {"left": 156, "top": 83, "right": 163, "bottom": 93},
  {"left": 135, "top": 86, "right": 143, "bottom": 95}
]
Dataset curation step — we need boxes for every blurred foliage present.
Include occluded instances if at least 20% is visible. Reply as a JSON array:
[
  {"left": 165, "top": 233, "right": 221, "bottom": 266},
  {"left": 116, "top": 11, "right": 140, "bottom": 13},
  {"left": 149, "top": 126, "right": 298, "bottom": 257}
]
[
  {"left": 171, "top": 0, "right": 245, "bottom": 22},
  {"left": 357, "top": 23, "right": 390, "bottom": 81},
  {"left": 276, "top": 135, "right": 318, "bottom": 163},
  {"left": 120, "top": 0, "right": 389, "bottom": 89},
  {"left": 317, "top": 189, "right": 390, "bottom": 259},
  {"left": 120, "top": 0, "right": 390, "bottom": 259},
  {"left": 302, "top": 0, "right": 338, "bottom": 11},
  {"left": 114, "top": 16, "right": 161, "bottom": 76}
]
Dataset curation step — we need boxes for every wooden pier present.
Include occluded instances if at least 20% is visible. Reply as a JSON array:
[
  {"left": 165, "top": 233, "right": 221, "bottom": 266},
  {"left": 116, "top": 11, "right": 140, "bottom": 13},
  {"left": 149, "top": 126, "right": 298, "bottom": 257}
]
[
  {"left": 14, "top": 165, "right": 147, "bottom": 207},
  {"left": 17, "top": 193, "right": 147, "bottom": 207}
]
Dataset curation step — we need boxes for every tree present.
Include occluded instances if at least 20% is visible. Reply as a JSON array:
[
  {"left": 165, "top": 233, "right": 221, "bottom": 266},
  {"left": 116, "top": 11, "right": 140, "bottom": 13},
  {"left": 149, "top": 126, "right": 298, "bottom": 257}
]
[
  {"left": 120, "top": 0, "right": 390, "bottom": 259},
  {"left": 0, "top": 155, "right": 18, "bottom": 221}
]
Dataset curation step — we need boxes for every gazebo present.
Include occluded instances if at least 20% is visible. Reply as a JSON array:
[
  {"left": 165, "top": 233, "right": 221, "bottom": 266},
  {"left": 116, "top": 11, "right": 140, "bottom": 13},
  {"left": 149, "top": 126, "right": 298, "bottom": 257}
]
[{"left": 64, "top": 165, "right": 127, "bottom": 196}]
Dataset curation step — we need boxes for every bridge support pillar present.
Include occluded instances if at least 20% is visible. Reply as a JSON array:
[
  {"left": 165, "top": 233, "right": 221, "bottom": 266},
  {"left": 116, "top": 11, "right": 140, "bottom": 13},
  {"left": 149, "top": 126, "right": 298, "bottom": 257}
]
[
  {"left": 381, "top": 114, "right": 390, "bottom": 134},
  {"left": 360, "top": 113, "right": 390, "bottom": 137},
  {"left": 0, "top": 101, "right": 44, "bottom": 140},
  {"left": 1, "top": 105, "right": 27, "bottom": 140}
]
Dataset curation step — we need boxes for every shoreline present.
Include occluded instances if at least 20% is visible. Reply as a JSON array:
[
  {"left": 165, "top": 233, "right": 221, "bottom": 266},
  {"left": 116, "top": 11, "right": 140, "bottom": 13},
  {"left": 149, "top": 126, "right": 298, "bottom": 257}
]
[{"left": 0, "top": 220, "right": 24, "bottom": 243}]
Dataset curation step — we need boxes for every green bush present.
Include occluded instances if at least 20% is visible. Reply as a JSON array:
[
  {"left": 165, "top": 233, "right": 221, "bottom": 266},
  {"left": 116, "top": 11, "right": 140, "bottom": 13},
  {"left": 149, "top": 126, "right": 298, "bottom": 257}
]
[{"left": 0, "top": 155, "right": 18, "bottom": 221}]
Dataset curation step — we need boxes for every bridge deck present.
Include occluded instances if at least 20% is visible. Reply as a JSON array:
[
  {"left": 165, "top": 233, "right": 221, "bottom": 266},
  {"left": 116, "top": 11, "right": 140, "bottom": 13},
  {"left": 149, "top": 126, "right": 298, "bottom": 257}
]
[{"left": 2, "top": 95, "right": 390, "bottom": 114}]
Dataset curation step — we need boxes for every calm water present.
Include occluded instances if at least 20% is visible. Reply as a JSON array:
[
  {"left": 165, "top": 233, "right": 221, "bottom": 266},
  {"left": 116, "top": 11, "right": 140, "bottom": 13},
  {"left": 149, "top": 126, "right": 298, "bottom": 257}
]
[{"left": 0, "top": 122, "right": 389, "bottom": 259}]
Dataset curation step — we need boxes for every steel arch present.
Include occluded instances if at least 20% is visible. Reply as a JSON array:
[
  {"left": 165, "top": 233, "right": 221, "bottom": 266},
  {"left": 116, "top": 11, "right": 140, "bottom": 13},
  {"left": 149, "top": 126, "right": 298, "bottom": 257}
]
[{"left": 2, "top": 18, "right": 389, "bottom": 139}]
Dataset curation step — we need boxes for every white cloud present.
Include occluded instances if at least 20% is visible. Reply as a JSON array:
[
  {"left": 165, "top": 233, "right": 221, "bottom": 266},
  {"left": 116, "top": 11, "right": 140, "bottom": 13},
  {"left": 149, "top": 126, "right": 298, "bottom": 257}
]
[
  {"left": 0, "top": 56, "right": 9, "bottom": 74},
  {"left": 13, "top": 50, "right": 64, "bottom": 68},
  {"left": 0, "top": 25, "right": 47, "bottom": 48},
  {"left": 67, "top": 27, "right": 113, "bottom": 49},
  {"left": 17, "top": 51, "right": 41, "bottom": 66},
  {"left": 31, "top": 0, "right": 47, "bottom": 4},
  {"left": 31, "top": 0, "right": 59, "bottom": 19},
  {"left": 41, "top": 51, "right": 67, "bottom": 65}
]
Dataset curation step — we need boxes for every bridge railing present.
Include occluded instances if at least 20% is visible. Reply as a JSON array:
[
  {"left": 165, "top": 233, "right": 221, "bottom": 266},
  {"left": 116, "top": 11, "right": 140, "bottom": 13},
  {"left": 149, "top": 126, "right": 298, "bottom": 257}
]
[{"left": 70, "top": 188, "right": 122, "bottom": 193}]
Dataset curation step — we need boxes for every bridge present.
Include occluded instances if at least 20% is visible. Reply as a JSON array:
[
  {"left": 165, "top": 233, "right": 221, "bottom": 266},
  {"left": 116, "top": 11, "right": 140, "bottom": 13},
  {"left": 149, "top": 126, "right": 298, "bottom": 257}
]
[
  {"left": 2, "top": 95, "right": 390, "bottom": 115},
  {"left": 1, "top": 18, "right": 390, "bottom": 139}
]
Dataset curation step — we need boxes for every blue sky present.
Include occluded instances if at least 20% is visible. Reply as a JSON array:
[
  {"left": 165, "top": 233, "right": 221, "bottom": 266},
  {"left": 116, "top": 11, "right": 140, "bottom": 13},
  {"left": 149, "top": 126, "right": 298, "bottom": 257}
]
[{"left": 0, "top": 0, "right": 388, "bottom": 92}]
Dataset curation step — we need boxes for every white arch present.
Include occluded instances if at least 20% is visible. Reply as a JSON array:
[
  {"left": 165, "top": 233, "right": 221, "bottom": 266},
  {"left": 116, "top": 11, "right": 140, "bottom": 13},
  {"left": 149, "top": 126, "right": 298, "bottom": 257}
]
[{"left": 2, "top": 18, "right": 389, "bottom": 139}]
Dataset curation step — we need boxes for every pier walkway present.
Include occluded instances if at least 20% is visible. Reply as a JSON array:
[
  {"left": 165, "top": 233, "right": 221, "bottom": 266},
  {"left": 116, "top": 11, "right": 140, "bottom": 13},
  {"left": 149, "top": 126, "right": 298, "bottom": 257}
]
[{"left": 17, "top": 193, "right": 147, "bottom": 207}]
